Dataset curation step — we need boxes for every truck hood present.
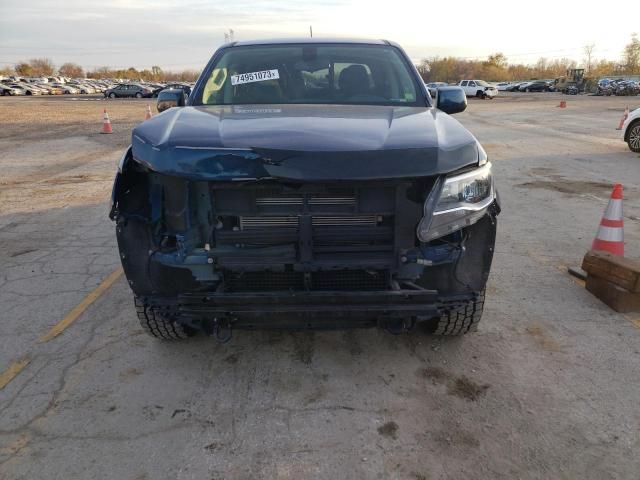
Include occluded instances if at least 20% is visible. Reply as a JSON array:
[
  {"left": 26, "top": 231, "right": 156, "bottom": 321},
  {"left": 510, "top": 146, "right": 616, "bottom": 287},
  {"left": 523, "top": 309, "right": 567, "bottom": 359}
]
[{"left": 131, "top": 104, "right": 480, "bottom": 181}]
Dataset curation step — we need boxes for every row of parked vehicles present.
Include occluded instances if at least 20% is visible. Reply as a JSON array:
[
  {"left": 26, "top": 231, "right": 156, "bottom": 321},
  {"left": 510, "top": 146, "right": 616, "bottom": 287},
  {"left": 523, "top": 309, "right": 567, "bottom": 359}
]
[
  {"left": 103, "top": 82, "right": 192, "bottom": 99},
  {"left": 597, "top": 78, "right": 640, "bottom": 96},
  {"left": 494, "top": 80, "right": 556, "bottom": 92},
  {"left": 0, "top": 75, "right": 195, "bottom": 99},
  {"left": 426, "top": 79, "right": 555, "bottom": 99},
  {"left": 427, "top": 76, "right": 639, "bottom": 98},
  {"left": 0, "top": 76, "right": 113, "bottom": 96}
]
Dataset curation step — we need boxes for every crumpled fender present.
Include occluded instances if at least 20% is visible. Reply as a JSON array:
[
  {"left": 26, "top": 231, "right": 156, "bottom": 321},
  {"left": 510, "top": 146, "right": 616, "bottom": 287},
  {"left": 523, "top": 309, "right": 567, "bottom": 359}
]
[{"left": 109, "top": 146, "right": 132, "bottom": 221}]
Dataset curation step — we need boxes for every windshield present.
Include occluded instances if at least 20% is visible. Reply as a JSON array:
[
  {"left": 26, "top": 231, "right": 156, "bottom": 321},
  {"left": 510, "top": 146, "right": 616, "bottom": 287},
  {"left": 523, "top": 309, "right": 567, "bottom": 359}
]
[
  {"left": 476, "top": 80, "right": 489, "bottom": 87},
  {"left": 197, "top": 44, "right": 421, "bottom": 106}
]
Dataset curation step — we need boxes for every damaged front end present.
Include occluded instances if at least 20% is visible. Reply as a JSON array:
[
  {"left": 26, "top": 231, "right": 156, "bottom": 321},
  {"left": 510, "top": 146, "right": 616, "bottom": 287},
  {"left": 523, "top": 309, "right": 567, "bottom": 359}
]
[{"left": 110, "top": 143, "right": 500, "bottom": 336}]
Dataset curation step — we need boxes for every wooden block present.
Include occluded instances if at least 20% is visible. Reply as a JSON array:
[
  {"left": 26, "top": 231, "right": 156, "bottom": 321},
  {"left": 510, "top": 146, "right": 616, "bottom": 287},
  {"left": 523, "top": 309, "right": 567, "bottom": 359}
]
[
  {"left": 586, "top": 275, "right": 640, "bottom": 313},
  {"left": 582, "top": 250, "right": 640, "bottom": 293}
]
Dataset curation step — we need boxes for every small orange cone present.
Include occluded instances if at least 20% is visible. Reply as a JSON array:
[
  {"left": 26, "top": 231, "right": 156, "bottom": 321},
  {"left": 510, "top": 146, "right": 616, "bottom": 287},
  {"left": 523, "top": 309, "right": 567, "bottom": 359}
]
[
  {"left": 616, "top": 106, "right": 629, "bottom": 130},
  {"left": 101, "top": 109, "right": 113, "bottom": 134},
  {"left": 145, "top": 104, "right": 152, "bottom": 120},
  {"left": 557, "top": 100, "right": 567, "bottom": 108},
  {"left": 592, "top": 184, "right": 624, "bottom": 257}
]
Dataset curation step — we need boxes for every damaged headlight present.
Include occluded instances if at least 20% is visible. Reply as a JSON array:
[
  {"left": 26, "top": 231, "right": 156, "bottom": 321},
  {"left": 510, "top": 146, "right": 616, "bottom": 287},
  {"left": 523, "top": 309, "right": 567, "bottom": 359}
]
[{"left": 417, "top": 162, "right": 494, "bottom": 242}]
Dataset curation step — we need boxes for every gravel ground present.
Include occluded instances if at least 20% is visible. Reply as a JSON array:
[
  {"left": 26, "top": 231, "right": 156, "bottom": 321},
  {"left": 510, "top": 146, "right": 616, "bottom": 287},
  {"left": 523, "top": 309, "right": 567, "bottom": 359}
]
[{"left": 0, "top": 93, "right": 639, "bottom": 480}]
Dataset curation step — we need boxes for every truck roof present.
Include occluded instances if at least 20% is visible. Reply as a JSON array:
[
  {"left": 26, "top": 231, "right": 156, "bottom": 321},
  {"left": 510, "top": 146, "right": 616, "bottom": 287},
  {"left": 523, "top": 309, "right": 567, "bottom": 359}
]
[{"left": 226, "top": 38, "right": 393, "bottom": 47}]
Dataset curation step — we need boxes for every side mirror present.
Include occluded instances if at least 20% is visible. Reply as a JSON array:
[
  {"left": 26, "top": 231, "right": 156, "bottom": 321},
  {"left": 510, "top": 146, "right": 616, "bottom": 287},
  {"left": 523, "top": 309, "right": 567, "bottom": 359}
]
[
  {"left": 157, "top": 89, "right": 186, "bottom": 113},
  {"left": 436, "top": 86, "right": 467, "bottom": 115}
]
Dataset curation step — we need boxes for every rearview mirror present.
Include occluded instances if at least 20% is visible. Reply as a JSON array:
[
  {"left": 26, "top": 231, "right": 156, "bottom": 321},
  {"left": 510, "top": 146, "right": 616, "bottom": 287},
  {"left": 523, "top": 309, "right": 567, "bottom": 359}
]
[
  {"left": 157, "top": 89, "right": 186, "bottom": 113},
  {"left": 435, "top": 86, "right": 467, "bottom": 115}
]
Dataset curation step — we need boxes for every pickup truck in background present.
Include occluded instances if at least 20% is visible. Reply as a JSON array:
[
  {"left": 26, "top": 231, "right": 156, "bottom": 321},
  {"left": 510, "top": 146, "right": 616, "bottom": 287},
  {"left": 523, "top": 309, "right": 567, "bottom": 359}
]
[{"left": 458, "top": 80, "right": 498, "bottom": 99}]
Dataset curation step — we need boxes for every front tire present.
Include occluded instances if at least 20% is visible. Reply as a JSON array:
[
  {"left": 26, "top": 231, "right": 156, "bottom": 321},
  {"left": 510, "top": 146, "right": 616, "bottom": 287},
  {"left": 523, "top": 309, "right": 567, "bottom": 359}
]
[
  {"left": 426, "top": 289, "right": 486, "bottom": 336},
  {"left": 135, "top": 298, "right": 193, "bottom": 340},
  {"left": 109, "top": 92, "right": 116, "bottom": 98},
  {"left": 135, "top": 92, "right": 142, "bottom": 98},
  {"left": 627, "top": 121, "right": 640, "bottom": 153}
]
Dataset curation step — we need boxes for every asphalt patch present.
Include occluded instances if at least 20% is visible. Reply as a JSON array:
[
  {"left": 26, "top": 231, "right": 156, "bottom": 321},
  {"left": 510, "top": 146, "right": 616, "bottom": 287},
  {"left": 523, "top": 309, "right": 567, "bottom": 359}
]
[
  {"left": 447, "top": 376, "right": 490, "bottom": 401},
  {"left": 516, "top": 180, "right": 612, "bottom": 196},
  {"left": 377, "top": 421, "right": 399, "bottom": 439},
  {"left": 421, "top": 366, "right": 448, "bottom": 385}
]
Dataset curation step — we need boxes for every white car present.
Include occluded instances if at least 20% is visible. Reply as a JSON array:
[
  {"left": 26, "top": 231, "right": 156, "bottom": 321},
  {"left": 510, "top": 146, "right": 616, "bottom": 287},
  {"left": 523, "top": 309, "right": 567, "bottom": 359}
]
[
  {"left": 623, "top": 107, "right": 640, "bottom": 153},
  {"left": 495, "top": 82, "right": 512, "bottom": 91},
  {"left": 458, "top": 79, "right": 498, "bottom": 99}
]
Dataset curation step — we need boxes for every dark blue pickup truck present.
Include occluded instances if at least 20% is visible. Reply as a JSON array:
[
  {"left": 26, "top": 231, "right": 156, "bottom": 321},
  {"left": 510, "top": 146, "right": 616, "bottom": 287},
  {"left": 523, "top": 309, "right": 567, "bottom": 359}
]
[{"left": 110, "top": 38, "right": 500, "bottom": 341}]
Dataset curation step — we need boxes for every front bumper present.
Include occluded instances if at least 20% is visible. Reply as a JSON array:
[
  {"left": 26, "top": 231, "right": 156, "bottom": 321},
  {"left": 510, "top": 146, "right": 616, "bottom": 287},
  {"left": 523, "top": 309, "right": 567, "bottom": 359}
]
[{"left": 140, "top": 289, "right": 480, "bottom": 330}]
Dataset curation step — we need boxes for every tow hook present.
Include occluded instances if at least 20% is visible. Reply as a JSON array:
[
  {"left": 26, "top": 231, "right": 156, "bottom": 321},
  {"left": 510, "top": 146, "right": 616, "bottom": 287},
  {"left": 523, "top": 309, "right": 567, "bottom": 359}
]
[
  {"left": 380, "top": 317, "right": 415, "bottom": 335},
  {"left": 212, "top": 317, "right": 233, "bottom": 343}
]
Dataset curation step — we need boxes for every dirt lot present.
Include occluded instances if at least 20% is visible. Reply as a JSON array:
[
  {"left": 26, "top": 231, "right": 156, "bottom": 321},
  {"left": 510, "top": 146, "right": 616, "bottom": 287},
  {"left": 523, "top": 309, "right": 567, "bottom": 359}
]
[{"left": 1, "top": 93, "right": 639, "bottom": 480}]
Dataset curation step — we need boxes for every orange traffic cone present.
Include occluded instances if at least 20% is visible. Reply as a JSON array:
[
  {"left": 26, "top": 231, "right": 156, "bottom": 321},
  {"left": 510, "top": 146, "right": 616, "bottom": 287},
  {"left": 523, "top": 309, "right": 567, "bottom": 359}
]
[
  {"left": 101, "top": 109, "right": 113, "bottom": 134},
  {"left": 145, "top": 104, "right": 152, "bottom": 120},
  {"left": 592, "top": 184, "right": 624, "bottom": 256},
  {"left": 616, "top": 106, "right": 629, "bottom": 130},
  {"left": 557, "top": 100, "right": 567, "bottom": 108}
]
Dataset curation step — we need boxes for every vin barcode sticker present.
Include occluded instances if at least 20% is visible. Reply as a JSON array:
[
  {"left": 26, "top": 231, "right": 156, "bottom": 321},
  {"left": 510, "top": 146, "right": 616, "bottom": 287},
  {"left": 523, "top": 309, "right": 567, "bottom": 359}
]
[{"left": 231, "top": 69, "right": 280, "bottom": 85}]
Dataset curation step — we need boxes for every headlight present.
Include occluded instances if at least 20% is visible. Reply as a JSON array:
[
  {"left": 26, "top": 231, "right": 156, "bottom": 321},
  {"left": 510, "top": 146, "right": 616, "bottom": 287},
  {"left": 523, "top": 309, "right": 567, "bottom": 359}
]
[{"left": 417, "top": 163, "right": 494, "bottom": 242}]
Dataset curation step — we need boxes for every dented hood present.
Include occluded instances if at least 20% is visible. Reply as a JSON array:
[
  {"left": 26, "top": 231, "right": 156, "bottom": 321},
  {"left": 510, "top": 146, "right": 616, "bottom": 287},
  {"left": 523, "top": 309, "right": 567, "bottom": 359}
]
[{"left": 131, "top": 104, "right": 480, "bottom": 181}]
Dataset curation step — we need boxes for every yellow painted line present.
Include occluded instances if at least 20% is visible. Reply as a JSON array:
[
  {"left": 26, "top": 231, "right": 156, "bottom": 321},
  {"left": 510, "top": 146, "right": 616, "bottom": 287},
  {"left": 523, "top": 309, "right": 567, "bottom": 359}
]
[
  {"left": 39, "top": 267, "right": 123, "bottom": 343},
  {"left": 624, "top": 315, "right": 640, "bottom": 330},
  {"left": 0, "top": 356, "right": 30, "bottom": 390}
]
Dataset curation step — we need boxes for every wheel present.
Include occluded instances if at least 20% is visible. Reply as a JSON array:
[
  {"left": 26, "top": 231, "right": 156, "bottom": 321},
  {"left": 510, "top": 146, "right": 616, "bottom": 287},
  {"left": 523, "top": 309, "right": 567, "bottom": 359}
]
[
  {"left": 134, "top": 298, "right": 194, "bottom": 340},
  {"left": 424, "top": 289, "right": 486, "bottom": 336},
  {"left": 525, "top": 88, "right": 530, "bottom": 92},
  {"left": 135, "top": 92, "right": 142, "bottom": 98},
  {"left": 109, "top": 92, "right": 116, "bottom": 98},
  {"left": 476, "top": 90, "right": 483, "bottom": 98},
  {"left": 627, "top": 121, "right": 640, "bottom": 153}
]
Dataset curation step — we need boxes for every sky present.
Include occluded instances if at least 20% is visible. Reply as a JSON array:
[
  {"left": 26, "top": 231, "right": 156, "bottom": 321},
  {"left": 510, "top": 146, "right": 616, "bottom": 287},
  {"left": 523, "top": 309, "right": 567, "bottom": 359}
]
[{"left": 1, "top": 0, "right": 638, "bottom": 71}]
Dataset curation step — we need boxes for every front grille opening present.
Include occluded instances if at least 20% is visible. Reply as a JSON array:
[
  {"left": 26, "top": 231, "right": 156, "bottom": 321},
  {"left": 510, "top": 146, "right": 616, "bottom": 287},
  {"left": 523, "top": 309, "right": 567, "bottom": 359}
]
[
  {"left": 225, "top": 270, "right": 389, "bottom": 292},
  {"left": 226, "top": 271, "right": 304, "bottom": 292},
  {"left": 312, "top": 270, "right": 388, "bottom": 291}
]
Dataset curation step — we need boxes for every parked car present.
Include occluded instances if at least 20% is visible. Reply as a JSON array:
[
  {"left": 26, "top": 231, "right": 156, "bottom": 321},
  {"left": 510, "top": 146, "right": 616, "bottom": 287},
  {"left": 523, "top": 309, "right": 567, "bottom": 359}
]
[
  {"left": 51, "top": 83, "right": 79, "bottom": 94},
  {"left": 504, "top": 82, "right": 523, "bottom": 92},
  {"left": 110, "top": 39, "right": 500, "bottom": 341},
  {"left": 458, "top": 79, "right": 498, "bottom": 98},
  {"left": 147, "top": 83, "right": 167, "bottom": 97},
  {"left": 8, "top": 83, "right": 42, "bottom": 95},
  {"left": 104, "top": 83, "right": 153, "bottom": 98},
  {"left": 495, "top": 82, "right": 512, "bottom": 91},
  {"left": 623, "top": 107, "right": 640, "bottom": 152},
  {"left": 519, "top": 80, "right": 551, "bottom": 92},
  {"left": 0, "top": 85, "right": 24, "bottom": 96},
  {"left": 425, "top": 82, "right": 448, "bottom": 97},
  {"left": 68, "top": 83, "right": 94, "bottom": 94},
  {"left": 164, "top": 83, "right": 192, "bottom": 96}
]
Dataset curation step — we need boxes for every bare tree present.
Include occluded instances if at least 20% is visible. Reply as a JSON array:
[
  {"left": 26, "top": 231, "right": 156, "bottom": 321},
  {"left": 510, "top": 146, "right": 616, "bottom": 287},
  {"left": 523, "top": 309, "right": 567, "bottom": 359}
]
[
  {"left": 29, "top": 58, "right": 55, "bottom": 76},
  {"left": 623, "top": 33, "right": 640, "bottom": 74},
  {"left": 59, "top": 62, "right": 84, "bottom": 78},
  {"left": 583, "top": 44, "right": 595, "bottom": 74},
  {"left": 14, "top": 62, "right": 33, "bottom": 76}
]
